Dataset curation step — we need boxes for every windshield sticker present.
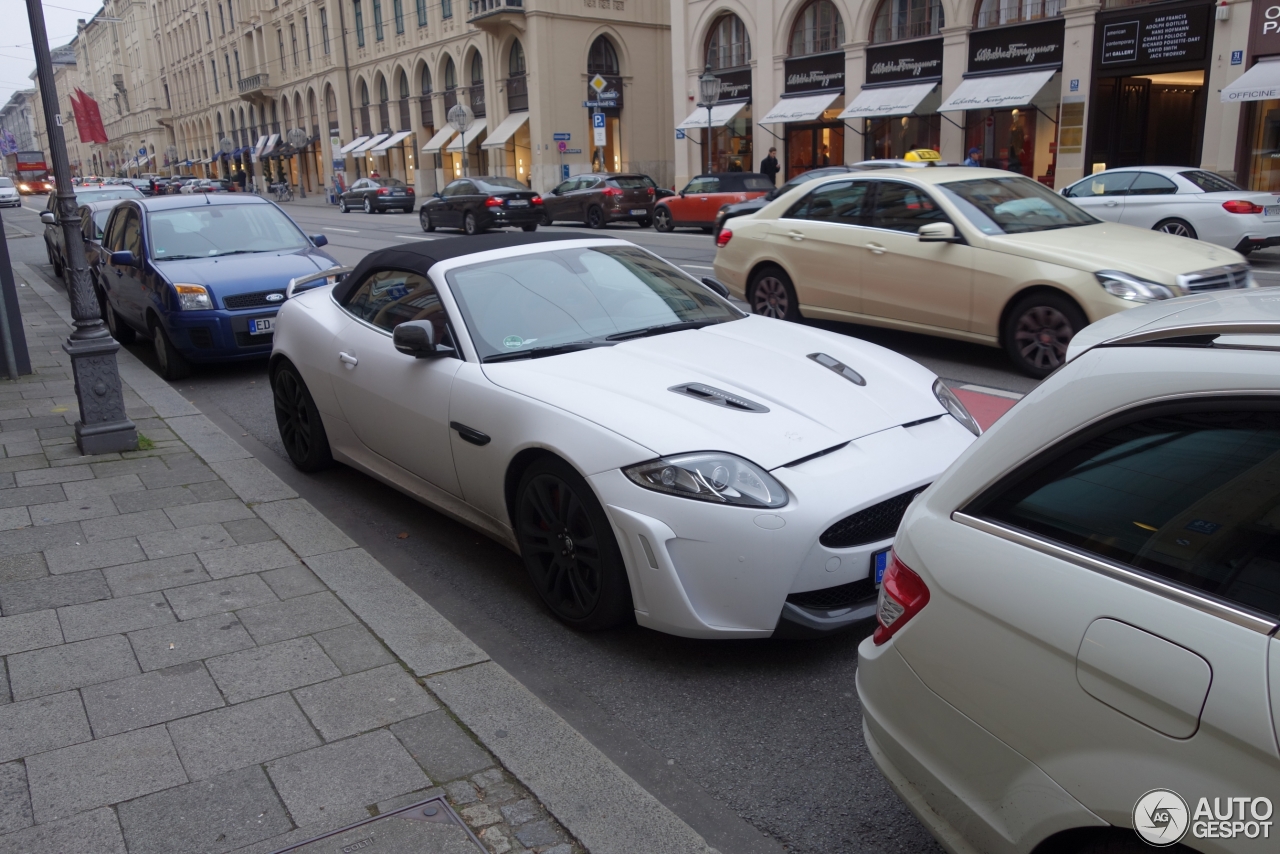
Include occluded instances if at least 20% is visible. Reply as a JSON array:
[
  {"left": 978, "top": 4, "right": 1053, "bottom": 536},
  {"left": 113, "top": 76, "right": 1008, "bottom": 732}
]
[{"left": 503, "top": 335, "right": 530, "bottom": 349}]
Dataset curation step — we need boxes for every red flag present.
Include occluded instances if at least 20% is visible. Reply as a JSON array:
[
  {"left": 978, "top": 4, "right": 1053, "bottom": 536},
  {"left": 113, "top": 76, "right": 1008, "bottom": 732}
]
[
  {"left": 69, "top": 91, "right": 89, "bottom": 144},
  {"left": 76, "top": 89, "right": 108, "bottom": 144}
]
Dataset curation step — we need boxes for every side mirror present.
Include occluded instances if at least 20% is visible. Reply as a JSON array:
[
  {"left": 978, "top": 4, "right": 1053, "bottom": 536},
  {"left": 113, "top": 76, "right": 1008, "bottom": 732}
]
[
  {"left": 432, "top": 192, "right": 442, "bottom": 199},
  {"left": 310, "top": 234, "right": 329, "bottom": 247},
  {"left": 393, "top": 320, "right": 441, "bottom": 358},
  {"left": 110, "top": 250, "right": 138, "bottom": 267},
  {"left": 40, "top": 212, "right": 56, "bottom": 225},
  {"left": 918, "top": 222, "right": 961, "bottom": 243},
  {"left": 679, "top": 190, "right": 686, "bottom": 197},
  {"left": 700, "top": 277, "right": 730, "bottom": 298}
]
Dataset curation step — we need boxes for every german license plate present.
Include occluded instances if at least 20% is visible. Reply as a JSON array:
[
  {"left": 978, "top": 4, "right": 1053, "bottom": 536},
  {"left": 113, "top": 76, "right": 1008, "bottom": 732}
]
[
  {"left": 507, "top": 199, "right": 529, "bottom": 207},
  {"left": 248, "top": 317, "right": 274, "bottom": 335},
  {"left": 630, "top": 208, "right": 647, "bottom": 215},
  {"left": 1266, "top": 205, "right": 1280, "bottom": 217},
  {"left": 391, "top": 190, "right": 404, "bottom": 195},
  {"left": 872, "top": 548, "right": 891, "bottom": 585}
]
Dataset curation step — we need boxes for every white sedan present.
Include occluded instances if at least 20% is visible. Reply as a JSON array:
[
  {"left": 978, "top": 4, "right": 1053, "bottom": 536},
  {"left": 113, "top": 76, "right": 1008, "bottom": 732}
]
[
  {"left": 270, "top": 234, "right": 979, "bottom": 638},
  {"left": 1061, "top": 165, "right": 1280, "bottom": 253},
  {"left": 859, "top": 288, "right": 1280, "bottom": 852}
]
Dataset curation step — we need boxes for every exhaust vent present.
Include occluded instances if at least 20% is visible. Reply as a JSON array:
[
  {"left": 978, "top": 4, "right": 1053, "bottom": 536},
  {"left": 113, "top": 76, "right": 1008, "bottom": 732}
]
[
  {"left": 669, "top": 383, "right": 770, "bottom": 413},
  {"left": 809, "top": 353, "right": 866, "bottom": 386}
]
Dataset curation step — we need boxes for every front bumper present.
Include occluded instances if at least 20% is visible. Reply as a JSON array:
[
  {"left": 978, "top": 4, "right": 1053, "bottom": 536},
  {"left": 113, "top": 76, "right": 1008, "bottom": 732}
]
[{"left": 165, "top": 308, "right": 278, "bottom": 362}]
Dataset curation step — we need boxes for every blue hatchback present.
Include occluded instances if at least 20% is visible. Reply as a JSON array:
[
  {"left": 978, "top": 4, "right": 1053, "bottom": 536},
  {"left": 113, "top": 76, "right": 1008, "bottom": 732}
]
[{"left": 96, "top": 195, "right": 339, "bottom": 379}]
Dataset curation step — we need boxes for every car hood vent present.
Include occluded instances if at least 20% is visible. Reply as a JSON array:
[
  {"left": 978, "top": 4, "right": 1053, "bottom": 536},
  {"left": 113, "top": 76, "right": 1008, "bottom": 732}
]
[
  {"left": 808, "top": 353, "right": 866, "bottom": 386},
  {"left": 669, "top": 383, "right": 770, "bottom": 413}
]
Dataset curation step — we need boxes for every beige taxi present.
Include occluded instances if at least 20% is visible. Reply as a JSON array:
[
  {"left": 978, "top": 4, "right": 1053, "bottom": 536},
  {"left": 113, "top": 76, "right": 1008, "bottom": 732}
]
[{"left": 712, "top": 167, "right": 1254, "bottom": 377}]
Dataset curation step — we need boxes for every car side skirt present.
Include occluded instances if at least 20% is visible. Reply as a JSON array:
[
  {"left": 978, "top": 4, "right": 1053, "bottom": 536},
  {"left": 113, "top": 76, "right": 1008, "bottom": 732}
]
[{"left": 799, "top": 305, "right": 1000, "bottom": 348}]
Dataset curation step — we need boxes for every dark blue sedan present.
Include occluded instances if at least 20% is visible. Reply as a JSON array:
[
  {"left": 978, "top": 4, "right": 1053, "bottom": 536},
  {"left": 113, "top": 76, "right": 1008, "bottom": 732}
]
[{"left": 96, "top": 195, "right": 339, "bottom": 379}]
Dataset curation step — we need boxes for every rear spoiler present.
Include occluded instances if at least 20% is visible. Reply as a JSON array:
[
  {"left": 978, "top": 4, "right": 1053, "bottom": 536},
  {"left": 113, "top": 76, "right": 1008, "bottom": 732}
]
[{"left": 285, "top": 266, "right": 352, "bottom": 299}]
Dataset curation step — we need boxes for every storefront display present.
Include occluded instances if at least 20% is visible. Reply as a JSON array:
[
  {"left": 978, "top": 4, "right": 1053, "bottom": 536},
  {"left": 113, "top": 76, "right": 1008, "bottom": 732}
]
[
  {"left": 1231, "top": 0, "right": 1280, "bottom": 190},
  {"left": 677, "top": 68, "right": 753, "bottom": 173},
  {"left": 844, "top": 37, "right": 943, "bottom": 160},
  {"left": 760, "top": 51, "right": 846, "bottom": 178}
]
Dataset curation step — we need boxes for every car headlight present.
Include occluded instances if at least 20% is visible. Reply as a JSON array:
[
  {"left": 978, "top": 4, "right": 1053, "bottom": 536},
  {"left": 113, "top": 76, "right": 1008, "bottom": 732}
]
[
  {"left": 933, "top": 379, "right": 981, "bottom": 437},
  {"left": 624, "top": 452, "right": 788, "bottom": 508},
  {"left": 1095, "top": 270, "right": 1177, "bottom": 302},
  {"left": 174, "top": 284, "right": 211, "bottom": 310}
]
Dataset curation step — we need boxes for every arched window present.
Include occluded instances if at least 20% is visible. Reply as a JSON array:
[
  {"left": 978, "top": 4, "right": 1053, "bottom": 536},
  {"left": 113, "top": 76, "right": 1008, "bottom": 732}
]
[
  {"left": 281, "top": 98, "right": 290, "bottom": 125},
  {"left": 399, "top": 71, "right": 409, "bottom": 100},
  {"left": 509, "top": 39, "right": 526, "bottom": 77},
  {"left": 360, "top": 80, "right": 369, "bottom": 105},
  {"left": 974, "top": 0, "right": 1062, "bottom": 29},
  {"left": 587, "top": 36, "right": 618, "bottom": 75},
  {"left": 706, "top": 14, "right": 751, "bottom": 70},
  {"left": 444, "top": 57, "right": 456, "bottom": 89},
  {"left": 790, "top": 0, "right": 844, "bottom": 56},
  {"left": 872, "top": 0, "right": 944, "bottom": 43},
  {"left": 470, "top": 53, "right": 483, "bottom": 86},
  {"left": 295, "top": 94, "right": 304, "bottom": 127},
  {"left": 379, "top": 76, "right": 389, "bottom": 102},
  {"left": 420, "top": 64, "right": 432, "bottom": 94}
]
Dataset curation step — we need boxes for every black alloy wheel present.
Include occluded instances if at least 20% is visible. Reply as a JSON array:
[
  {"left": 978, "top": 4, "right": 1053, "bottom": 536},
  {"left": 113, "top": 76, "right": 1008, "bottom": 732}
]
[
  {"left": 272, "top": 362, "right": 334, "bottom": 472},
  {"left": 515, "top": 457, "right": 632, "bottom": 630},
  {"left": 463, "top": 211, "right": 480, "bottom": 235},
  {"left": 421, "top": 209, "right": 435, "bottom": 232},
  {"left": 363, "top": 197, "right": 373, "bottom": 214},
  {"left": 586, "top": 205, "right": 605, "bottom": 229},
  {"left": 748, "top": 266, "right": 801, "bottom": 322},
  {"left": 1154, "top": 218, "right": 1197, "bottom": 240},
  {"left": 149, "top": 319, "right": 191, "bottom": 381},
  {"left": 1003, "top": 292, "right": 1085, "bottom": 379},
  {"left": 637, "top": 217, "right": 652, "bottom": 229},
  {"left": 653, "top": 206, "right": 674, "bottom": 232},
  {"left": 521, "top": 223, "right": 538, "bottom": 232}
]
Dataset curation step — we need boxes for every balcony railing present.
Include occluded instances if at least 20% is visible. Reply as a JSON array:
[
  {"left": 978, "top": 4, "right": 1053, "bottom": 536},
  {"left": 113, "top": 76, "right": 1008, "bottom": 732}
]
[
  {"left": 419, "top": 95, "right": 433, "bottom": 128},
  {"left": 237, "top": 73, "right": 272, "bottom": 95},
  {"left": 506, "top": 74, "right": 527, "bottom": 113},
  {"left": 469, "top": 85, "right": 485, "bottom": 118}
]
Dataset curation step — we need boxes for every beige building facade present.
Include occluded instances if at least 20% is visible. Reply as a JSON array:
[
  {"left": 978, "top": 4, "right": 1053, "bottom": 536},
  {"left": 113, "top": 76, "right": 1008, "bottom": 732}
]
[{"left": 30, "top": 44, "right": 97, "bottom": 178}]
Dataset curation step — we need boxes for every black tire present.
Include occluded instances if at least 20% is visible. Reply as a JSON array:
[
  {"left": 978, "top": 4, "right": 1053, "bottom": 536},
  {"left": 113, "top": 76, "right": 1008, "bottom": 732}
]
[
  {"left": 748, "top": 266, "right": 801, "bottom": 322},
  {"left": 149, "top": 318, "right": 191, "bottom": 380},
  {"left": 637, "top": 217, "right": 652, "bottom": 228},
  {"left": 338, "top": 197, "right": 348, "bottom": 213},
  {"left": 521, "top": 223, "right": 538, "bottom": 232},
  {"left": 463, "top": 211, "right": 480, "bottom": 235},
  {"left": 363, "top": 197, "right": 373, "bottom": 214},
  {"left": 515, "top": 456, "right": 632, "bottom": 631},
  {"left": 586, "top": 205, "right": 605, "bottom": 229},
  {"left": 1154, "top": 218, "right": 1197, "bottom": 240},
  {"left": 272, "top": 361, "right": 334, "bottom": 472},
  {"left": 104, "top": 301, "right": 136, "bottom": 344},
  {"left": 653, "top": 206, "right": 674, "bottom": 232},
  {"left": 421, "top": 210, "right": 435, "bottom": 232},
  {"left": 53, "top": 253, "right": 64, "bottom": 279},
  {"left": 1002, "top": 291, "right": 1086, "bottom": 379}
]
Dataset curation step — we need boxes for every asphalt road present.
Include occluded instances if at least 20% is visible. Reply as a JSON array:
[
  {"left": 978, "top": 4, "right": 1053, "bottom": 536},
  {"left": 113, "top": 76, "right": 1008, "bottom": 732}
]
[{"left": 14, "top": 194, "right": 1273, "bottom": 854}]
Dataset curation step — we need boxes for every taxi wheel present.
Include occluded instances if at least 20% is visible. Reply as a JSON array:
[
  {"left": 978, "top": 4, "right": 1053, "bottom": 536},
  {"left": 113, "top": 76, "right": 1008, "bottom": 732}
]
[
  {"left": 1003, "top": 292, "right": 1085, "bottom": 379},
  {"left": 653, "top": 207, "right": 674, "bottom": 232},
  {"left": 272, "top": 361, "right": 333, "bottom": 472},
  {"left": 748, "top": 266, "right": 801, "bottom": 322},
  {"left": 1154, "top": 218, "right": 1197, "bottom": 240},
  {"left": 149, "top": 319, "right": 191, "bottom": 381}
]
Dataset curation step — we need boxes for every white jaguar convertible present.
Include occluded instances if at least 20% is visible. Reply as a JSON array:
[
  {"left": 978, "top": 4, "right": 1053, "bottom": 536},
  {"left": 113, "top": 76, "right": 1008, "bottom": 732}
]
[{"left": 271, "top": 234, "right": 979, "bottom": 638}]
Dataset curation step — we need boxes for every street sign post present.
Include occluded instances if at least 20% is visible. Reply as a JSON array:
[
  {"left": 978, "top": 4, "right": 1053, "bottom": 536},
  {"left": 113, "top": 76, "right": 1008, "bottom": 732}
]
[
  {"left": 447, "top": 104, "right": 474, "bottom": 178},
  {"left": 552, "top": 132, "right": 571, "bottom": 141}
]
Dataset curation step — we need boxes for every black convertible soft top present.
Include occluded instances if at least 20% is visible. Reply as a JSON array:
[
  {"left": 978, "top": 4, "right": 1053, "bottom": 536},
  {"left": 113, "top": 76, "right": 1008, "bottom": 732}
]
[{"left": 331, "top": 232, "right": 622, "bottom": 302}]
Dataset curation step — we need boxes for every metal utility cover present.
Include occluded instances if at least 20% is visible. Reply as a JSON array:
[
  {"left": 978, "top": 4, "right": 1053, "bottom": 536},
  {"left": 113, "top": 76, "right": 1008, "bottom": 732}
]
[{"left": 269, "top": 796, "right": 486, "bottom": 854}]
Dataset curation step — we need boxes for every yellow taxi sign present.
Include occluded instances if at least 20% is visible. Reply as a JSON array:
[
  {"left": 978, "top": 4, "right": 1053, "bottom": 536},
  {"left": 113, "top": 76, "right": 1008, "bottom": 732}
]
[{"left": 904, "top": 148, "right": 941, "bottom": 162}]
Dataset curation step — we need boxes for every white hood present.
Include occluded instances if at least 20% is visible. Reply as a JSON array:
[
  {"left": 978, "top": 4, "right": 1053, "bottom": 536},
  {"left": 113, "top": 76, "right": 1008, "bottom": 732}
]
[{"left": 481, "top": 315, "right": 946, "bottom": 470}]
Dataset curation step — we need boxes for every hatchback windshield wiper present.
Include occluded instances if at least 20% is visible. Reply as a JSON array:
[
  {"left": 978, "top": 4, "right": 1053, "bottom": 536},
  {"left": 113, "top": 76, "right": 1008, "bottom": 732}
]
[
  {"left": 483, "top": 341, "right": 611, "bottom": 363},
  {"left": 605, "top": 319, "right": 724, "bottom": 341}
]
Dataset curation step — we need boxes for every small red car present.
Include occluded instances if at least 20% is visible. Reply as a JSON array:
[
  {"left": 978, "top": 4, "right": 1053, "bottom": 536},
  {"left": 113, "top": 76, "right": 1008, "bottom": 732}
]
[{"left": 653, "top": 172, "right": 774, "bottom": 233}]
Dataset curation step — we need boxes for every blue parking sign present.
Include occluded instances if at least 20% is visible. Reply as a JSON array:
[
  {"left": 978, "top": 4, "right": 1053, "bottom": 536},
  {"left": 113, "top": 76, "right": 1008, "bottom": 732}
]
[
  {"left": 562, "top": 164, "right": 570, "bottom": 180},
  {"left": 592, "top": 113, "right": 605, "bottom": 129}
]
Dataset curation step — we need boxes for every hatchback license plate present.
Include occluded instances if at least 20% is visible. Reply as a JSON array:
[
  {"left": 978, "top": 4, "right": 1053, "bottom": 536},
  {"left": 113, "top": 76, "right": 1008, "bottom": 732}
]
[
  {"left": 872, "top": 548, "right": 891, "bottom": 585},
  {"left": 248, "top": 317, "right": 274, "bottom": 335},
  {"left": 630, "top": 208, "right": 647, "bottom": 215},
  {"left": 1266, "top": 205, "right": 1280, "bottom": 217},
  {"left": 508, "top": 199, "right": 529, "bottom": 207}
]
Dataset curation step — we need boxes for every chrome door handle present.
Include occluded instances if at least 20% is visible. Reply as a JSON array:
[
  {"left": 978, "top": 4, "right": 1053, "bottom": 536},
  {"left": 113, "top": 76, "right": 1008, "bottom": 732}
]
[
  {"left": 788, "top": 231, "right": 805, "bottom": 241},
  {"left": 867, "top": 243, "right": 886, "bottom": 255},
  {"left": 338, "top": 352, "right": 358, "bottom": 366},
  {"left": 1104, "top": 200, "right": 1119, "bottom": 207},
  {"left": 699, "top": 197, "right": 708, "bottom": 201}
]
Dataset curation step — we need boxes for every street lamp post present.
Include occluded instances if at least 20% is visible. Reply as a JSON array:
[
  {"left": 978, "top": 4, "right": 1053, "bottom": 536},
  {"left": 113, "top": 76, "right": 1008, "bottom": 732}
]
[
  {"left": 287, "top": 127, "right": 308, "bottom": 198},
  {"left": 697, "top": 65, "right": 721, "bottom": 176},
  {"left": 447, "top": 104, "right": 473, "bottom": 179},
  {"left": 23, "top": 0, "right": 135, "bottom": 454},
  {"left": 219, "top": 137, "right": 233, "bottom": 181}
]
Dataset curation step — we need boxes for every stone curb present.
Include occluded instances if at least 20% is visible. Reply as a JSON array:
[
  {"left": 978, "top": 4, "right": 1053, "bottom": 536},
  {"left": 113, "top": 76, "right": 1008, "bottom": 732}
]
[{"left": 17, "top": 266, "right": 719, "bottom": 854}]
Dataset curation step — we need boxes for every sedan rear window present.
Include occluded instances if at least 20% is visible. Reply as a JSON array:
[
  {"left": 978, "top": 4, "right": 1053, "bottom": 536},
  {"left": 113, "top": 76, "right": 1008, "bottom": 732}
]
[
  {"left": 607, "top": 176, "right": 653, "bottom": 190},
  {"left": 940, "top": 176, "right": 1097, "bottom": 234},
  {"left": 475, "top": 177, "right": 528, "bottom": 192},
  {"left": 1179, "top": 170, "right": 1241, "bottom": 193}
]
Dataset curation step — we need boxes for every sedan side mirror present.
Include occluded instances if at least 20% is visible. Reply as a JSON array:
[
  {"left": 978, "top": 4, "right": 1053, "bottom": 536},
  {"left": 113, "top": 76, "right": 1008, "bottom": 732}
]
[
  {"left": 700, "top": 277, "right": 730, "bottom": 298},
  {"left": 310, "top": 234, "right": 329, "bottom": 247},
  {"left": 432, "top": 192, "right": 442, "bottom": 199},
  {"left": 918, "top": 222, "right": 961, "bottom": 243},
  {"left": 393, "top": 320, "right": 443, "bottom": 358},
  {"left": 110, "top": 250, "right": 139, "bottom": 267},
  {"left": 40, "top": 212, "right": 56, "bottom": 225}
]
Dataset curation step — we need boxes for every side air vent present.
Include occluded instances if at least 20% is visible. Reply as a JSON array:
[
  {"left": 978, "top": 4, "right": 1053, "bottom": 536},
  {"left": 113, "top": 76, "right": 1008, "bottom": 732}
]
[
  {"left": 809, "top": 353, "right": 866, "bottom": 386},
  {"left": 668, "top": 383, "right": 770, "bottom": 413}
]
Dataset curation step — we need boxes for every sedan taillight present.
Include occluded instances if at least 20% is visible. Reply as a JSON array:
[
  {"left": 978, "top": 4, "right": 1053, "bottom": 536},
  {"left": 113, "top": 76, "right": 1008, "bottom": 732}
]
[
  {"left": 602, "top": 187, "right": 623, "bottom": 197},
  {"left": 715, "top": 228, "right": 733, "bottom": 248},
  {"left": 485, "top": 196, "right": 505, "bottom": 207},
  {"left": 532, "top": 195, "right": 544, "bottom": 205},
  {"left": 377, "top": 188, "right": 390, "bottom": 196},
  {"left": 1223, "top": 200, "right": 1264, "bottom": 214},
  {"left": 873, "top": 550, "right": 930, "bottom": 645}
]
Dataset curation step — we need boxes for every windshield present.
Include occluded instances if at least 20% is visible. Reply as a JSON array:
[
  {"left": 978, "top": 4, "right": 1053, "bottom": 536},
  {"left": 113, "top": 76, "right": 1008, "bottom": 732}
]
[
  {"left": 475, "top": 177, "right": 526, "bottom": 192},
  {"left": 939, "top": 176, "right": 1098, "bottom": 234},
  {"left": 0, "top": 178, "right": 12, "bottom": 188},
  {"left": 147, "top": 203, "right": 309, "bottom": 260},
  {"left": 446, "top": 245, "right": 741, "bottom": 361},
  {"left": 75, "top": 188, "right": 143, "bottom": 204}
]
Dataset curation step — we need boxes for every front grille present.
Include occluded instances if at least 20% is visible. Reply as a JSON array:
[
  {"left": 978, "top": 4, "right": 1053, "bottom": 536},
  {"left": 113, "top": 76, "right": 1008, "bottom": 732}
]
[
  {"left": 787, "top": 577, "right": 877, "bottom": 611},
  {"left": 187, "top": 327, "right": 214, "bottom": 349},
  {"left": 235, "top": 331, "right": 273, "bottom": 347},
  {"left": 224, "top": 290, "right": 285, "bottom": 309},
  {"left": 819, "top": 486, "right": 929, "bottom": 549},
  {"left": 1178, "top": 263, "right": 1250, "bottom": 293}
]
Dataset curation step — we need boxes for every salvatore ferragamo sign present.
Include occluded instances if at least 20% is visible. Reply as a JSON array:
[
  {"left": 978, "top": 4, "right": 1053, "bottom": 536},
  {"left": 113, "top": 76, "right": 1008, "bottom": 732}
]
[
  {"left": 967, "top": 18, "right": 1065, "bottom": 73},
  {"left": 783, "top": 51, "right": 846, "bottom": 95},
  {"left": 865, "top": 37, "right": 944, "bottom": 86}
]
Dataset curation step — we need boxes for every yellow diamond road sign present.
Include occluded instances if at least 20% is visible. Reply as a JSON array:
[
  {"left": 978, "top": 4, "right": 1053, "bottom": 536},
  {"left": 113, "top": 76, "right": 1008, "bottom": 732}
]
[{"left": 590, "top": 74, "right": 608, "bottom": 93}]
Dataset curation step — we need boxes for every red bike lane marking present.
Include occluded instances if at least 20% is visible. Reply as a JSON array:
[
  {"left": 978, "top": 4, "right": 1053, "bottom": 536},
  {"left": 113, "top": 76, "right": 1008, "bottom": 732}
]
[{"left": 952, "top": 386, "right": 1022, "bottom": 431}]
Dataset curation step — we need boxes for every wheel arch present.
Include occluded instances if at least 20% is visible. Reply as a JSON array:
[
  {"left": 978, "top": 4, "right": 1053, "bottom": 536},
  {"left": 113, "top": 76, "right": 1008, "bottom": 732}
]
[
  {"left": 503, "top": 446, "right": 561, "bottom": 529},
  {"left": 996, "top": 284, "right": 1087, "bottom": 348}
]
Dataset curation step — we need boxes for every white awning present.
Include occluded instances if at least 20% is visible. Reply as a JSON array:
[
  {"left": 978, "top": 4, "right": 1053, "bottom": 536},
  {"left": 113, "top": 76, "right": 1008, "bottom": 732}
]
[
  {"left": 421, "top": 125, "right": 456, "bottom": 152},
  {"left": 447, "top": 122, "right": 487, "bottom": 151},
  {"left": 839, "top": 82, "right": 937, "bottom": 120},
  {"left": 261, "top": 133, "right": 280, "bottom": 155},
  {"left": 481, "top": 111, "right": 529, "bottom": 149},
  {"left": 252, "top": 135, "right": 269, "bottom": 157},
  {"left": 1221, "top": 58, "right": 1280, "bottom": 103},
  {"left": 940, "top": 69, "right": 1056, "bottom": 113},
  {"left": 677, "top": 101, "right": 748, "bottom": 130},
  {"left": 352, "top": 133, "right": 389, "bottom": 153},
  {"left": 759, "top": 92, "right": 841, "bottom": 125},
  {"left": 370, "top": 131, "right": 411, "bottom": 153},
  {"left": 339, "top": 136, "right": 370, "bottom": 154}
]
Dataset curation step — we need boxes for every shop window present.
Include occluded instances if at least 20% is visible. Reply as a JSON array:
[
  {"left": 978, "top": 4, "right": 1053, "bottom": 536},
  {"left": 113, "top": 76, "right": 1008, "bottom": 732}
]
[
  {"left": 790, "top": 0, "right": 844, "bottom": 56},
  {"left": 871, "top": 0, "right": 943, "bottom": 43},
  {"left": 706, "top": 14, "right": 751, "bottom": 70},
  {"left": 974, "top": 0, "right": 1062, "bottom": 29},
  {"left": 865, "top": 115, "right": 940, "bottom": 162}
]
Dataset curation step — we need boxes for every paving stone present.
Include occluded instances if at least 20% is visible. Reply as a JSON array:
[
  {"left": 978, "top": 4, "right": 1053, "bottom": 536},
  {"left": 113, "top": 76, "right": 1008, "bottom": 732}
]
[
  {"left": 513, "top": 820, "right": 566, "bottom": 848},
  {"left": 163, "top": 574, "right": 277, "bottom": 620},
  {"left": 82, "top": 662, "right": 224, "bottom": 738},
  {"left": 7, "top": 633, "right": 141, "bottom": 700},
  {"left": 102, "top": 554, "right": 210, "bottom": 596},
  {"left": 164, "top": 499, "right": 255, "bottom": 530},
  {"left": 61, "top": 474, "right": 144, "bottom": 500},
  {"left": 206, "top": 636, "right": 339, "bottom": 704},
  {"left": 0, "top": 807, "right": 127, "bottom": 853},
  {"left": 480, "top": 781, "right": 517, "bottom": 802},
  {"left": 57, "top": 592, "right": 175, "bottom": 642},
  {"left": 139, "top": 523, "right": 235, "bottom": 559},
  {"left": 0, "top": 658, "right": 8, "bottom": 705},
  {"left": 89, "top": 456, "right": 168, "bottom": 479},
  {"left": 210, "top": 457, "right": 297, "bottom": 504},
  {"left": 479, "top": 825, "right": 513, "bottom": 853},
  {"left": 0, "top": 569, "right": 110, "bottom": 616},
  {"left": 188, "top": 480, "right": 237, "bottom": 502},
  {"left": 29, "top": 494, "right": 119, "bottom": 526},
  {"left": 499, "top": 799, "right": 540, "bottom": 826},
  {"left": 294, "top": 664, "right": 438, "bottom": 742},
  {"left": 392, "top": 711, "right": 494, "bottom": 783},
  {"left": 0, "top": 454, "right": 50, "bottom": 474},
  {"left": 541, "top": 844, "right": 574, "bottom": 854},
  {"left": 26, "top": 724, "right": 188, "bottom": 822},
  {"left": 471, "top": 769, "right": 504, "bottom": 788},
  {"left": 0, "top": 760, "right": 32, "bottom": 834},
  {"left": 0, "top": 520, "right": 85, "bottom": 558},
  {"left": 111, "top": 485, "right": 197, "bottom": 514},
  {"left": 375, "top": 786, "right": 445, "bottom": 816},
  {"left": 0, "top": 551, "right": 46, "bottom": 584},
  {"left": 0, "top": 506, "right": 30, "bottom": 529},
  {"left": 128, "top": 611, "right": 255, "bottom": 671},
  {"left": 165, "top": 415, "right": 253, "bottom": 464},
  {"left": 116, "top": 765, "right": 293, "bottom": 854},
  {"left": 0, "top": 483, "right": 65, "bottom": 509},
  {"left": 224, "top": 517, "right": 277, "bottom": 545},
  {"left": 14, "top": 464, "right": 93, "bottom": 486},
  {"left": 259, "top": 563, "right": 325, "bottom": 600},
  {"left": 444, "top": 780, "right": 479, "bottom": 805},
  {"left": 168, "top": 693, "right": 322, "bottom": 781},
  {"left": 313, "top": 623, "right": 395, "bottom": 675},
  {"left": 235, "top": 591, "right": 355, "bottom": 645},
  {"left": 0, "top": 608, "right": 62, "bottom": 655},
  {"left": 44, "top": 537, "right": 147, "bottom": 574},
  {"left": 266, "top": 730, "right": 430, "bottom": 827},
  {"left": 82, "top": 509, "right": 174, "bottom": 542},
  {"left": 198, "top": 540, "right": 299, "bottom": 579},
  {"left": 461, "top": 804, "right": 502, "bottom": 827},
  {"left": 254, "top": 499, "right": 357, "bottom": 558},
  {"left": 139, "top": 462, "right": 220, "bottom": 489}
]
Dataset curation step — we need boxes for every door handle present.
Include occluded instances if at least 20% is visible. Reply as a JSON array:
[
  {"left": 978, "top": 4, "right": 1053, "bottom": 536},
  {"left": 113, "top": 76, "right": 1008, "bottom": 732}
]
[
  {"left": 338, "top": 351, "right": 358, "bottom": 366},
  {"left": 867, "top": 243, "right": 886, "bottom": 255},
  {"left": 787, "top": 231, "right": 805, "bottom": 241},
  {"left": 450, "top": 421, "right": 490, "bottom": 446},
  {"left": 1104, "top": 200, "right": 1119, "bottom": 207},
  {"left": 699, "top": 197, "right": 709, "bottom": 201}
]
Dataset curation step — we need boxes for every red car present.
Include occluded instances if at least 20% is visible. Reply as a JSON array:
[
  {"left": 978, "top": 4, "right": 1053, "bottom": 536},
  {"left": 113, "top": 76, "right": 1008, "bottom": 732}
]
[
  {"left": 653, "top": 172, "right": 773, "bottom": 233},
  {"left": 18, "top": 178, "right": 53, "bottom": 194}
]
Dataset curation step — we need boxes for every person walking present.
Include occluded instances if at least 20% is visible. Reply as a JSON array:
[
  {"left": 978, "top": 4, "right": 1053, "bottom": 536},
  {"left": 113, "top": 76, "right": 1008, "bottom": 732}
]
[
  {"left": 760, "top": 147, "right": 780, "bottom": 185},
  {"left": 963, "top": 147, "right": 983, "bottom": 167}
]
